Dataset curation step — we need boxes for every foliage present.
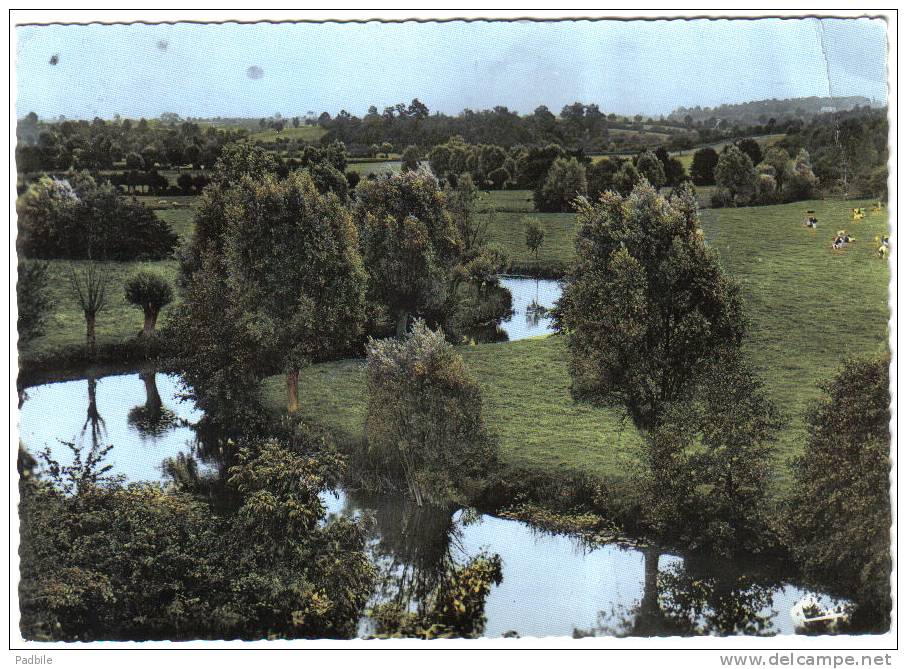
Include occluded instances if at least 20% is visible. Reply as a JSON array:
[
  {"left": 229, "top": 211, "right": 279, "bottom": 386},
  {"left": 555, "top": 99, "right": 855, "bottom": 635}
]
[
  {"left": 355, "top": 170, "right": 463, "bottom": 336},
  {"left": 735, "top": 138, "right": 764, "bottom": 166},
  {"left": 123, "top": 271, "right": 174, "bottom": 336},
  {"left": 781, "top": 148, "right": 819, "bottom": 200},
  {"left": 17, "top": 261, "right": 54, "bottom": 344},
  {"left": 534, "top": 157, "right": 588, "bottom": 212},
  {"left": 401, "top": 144, "right": 421, "bottom": 172},
  {"left": 307, "top": 162, "right": 349, "bottom": 202},
  {"left": 638, "top": 351, "right": 783, "bottom": 554},
  {"left": 635, "top": 150, "right": 666, "bottom": 188},
  {"left": 555, "top": 182, "right": 747, "bottom": 430},
  {"left": 715, "top": 145, "right": 757, "bottom": 204},
  {"left": 221, "top": 170, "right": 367, "bottom": 411},
  {"left": 524, "top": 219, "right": 544, "bottom": 265},
  {"left": 587, "top": 157, "right": 624, "bottom": 199},
  {"left": 18, "top": 438, "right": 376, "bottom": 641},
  {"left": 690, "top": 147, "right": 719, "bottom": 185},
  {"left": 17, "top": 173, "right": 178, "bottom": 260},
  {"left": 371, "top": 554, "right": 503, "bottom": 639},
  {"left": 613, "top": 161, "right": 643, "bottom": 196},
  {"left": 364, "top": 321, "right": 499, "bottom": 505},
  {"left": 785, "top": 356, "right": 891, "bottom": 624}
]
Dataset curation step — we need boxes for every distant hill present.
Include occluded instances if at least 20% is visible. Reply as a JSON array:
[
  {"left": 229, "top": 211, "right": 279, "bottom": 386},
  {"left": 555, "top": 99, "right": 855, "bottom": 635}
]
[{"left": 668, "top": 96, "right": 881, "bottom": 126}]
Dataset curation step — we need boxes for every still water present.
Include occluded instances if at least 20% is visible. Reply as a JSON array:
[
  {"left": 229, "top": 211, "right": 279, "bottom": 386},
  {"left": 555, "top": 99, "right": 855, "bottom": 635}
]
[
  {"left": 498, "top": 276, "right": 560, "bottom": 341},
  {"left": 18, "top": 371, "right": 848, "bottom": 638}
]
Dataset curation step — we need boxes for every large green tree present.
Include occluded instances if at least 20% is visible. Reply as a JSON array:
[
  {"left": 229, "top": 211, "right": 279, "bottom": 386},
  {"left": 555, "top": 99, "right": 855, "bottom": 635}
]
[
  {"left": 355, "top": 170, "right": 463, "bottom": 336},
  {"left": 689, "top": 147, "right": 719, "bottom": 186},
  {"left": 715, "top": 145, "right": 757, "bottom": 204},
  {"left": 635, "top": 150, "right": 666, "bottom": 189},
  {"left": 534, "top": 156, "right": 588, "bottom": 212},
  {"left": 786, "top": 356, "right": 891, "bottom": 627},
  {"left": 171, "top": 145, "right": 281, "bottom": 421},
  {"left": 221, "top": 171, "right": 367, "bottom": 413},
  {"left": 555, "top": 182, "right": 747, "bottom": 430}
]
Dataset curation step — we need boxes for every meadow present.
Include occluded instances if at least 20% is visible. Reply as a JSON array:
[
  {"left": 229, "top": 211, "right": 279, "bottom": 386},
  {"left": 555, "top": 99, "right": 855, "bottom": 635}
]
[{"left": 246, "top": 124, "right": 327, "bottom": 143}]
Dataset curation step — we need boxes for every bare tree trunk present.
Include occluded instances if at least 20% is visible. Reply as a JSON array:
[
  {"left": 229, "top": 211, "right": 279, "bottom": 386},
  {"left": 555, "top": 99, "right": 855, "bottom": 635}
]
[
  {"left": 142, "top": 307, "right": 158, "bottom": 336},
  {"left": 286, "top": 368, "right": 299, "bottom": 413},
  {"left": 86, "top": 312, "right": 97, "bottom": 358},
  {"left": 396, "top": 312, "right": 408, "bottom": 338}
]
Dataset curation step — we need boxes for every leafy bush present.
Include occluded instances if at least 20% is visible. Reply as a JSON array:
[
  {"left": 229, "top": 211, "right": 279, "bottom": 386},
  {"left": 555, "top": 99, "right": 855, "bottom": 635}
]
[
  {"left": 364, "top": 321, "right": 499, "bottom": 504},
  {"left": 18, "top": 439, "right": 375, "bottom": 641},
  {"left": 371, "top": 554, "right": 503, "bottom": 639},
  {"left": 17, "top": 173, "right": 178, "bottom": 260}
]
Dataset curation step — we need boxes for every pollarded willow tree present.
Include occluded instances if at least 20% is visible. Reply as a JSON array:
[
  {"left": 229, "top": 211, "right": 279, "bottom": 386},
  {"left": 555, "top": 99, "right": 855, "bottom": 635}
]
[
  {"left": 554, "top": 181, "right": 747, "bottom": 432},
  {"left": 124, "top": 271, "right": 173, "bottom": 336}
]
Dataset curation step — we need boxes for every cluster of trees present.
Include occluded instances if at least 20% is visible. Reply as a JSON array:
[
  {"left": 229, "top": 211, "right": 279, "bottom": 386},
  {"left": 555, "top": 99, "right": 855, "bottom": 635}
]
[
  {"left": 687, "top": 140, "right": 820, "bottom": 207},
  {"left": 669, "top": 96, "right": 877, "bottom": 126},
  {"left": 315, "top": 98, "right": 781, "bottom": 156},
  {"left": 780, "top": 108, "right": 889, "bottom": 199},
  {"left": 555, "top": 182, "right": 891, "bottom": 624},
  {"left": 16, "top": 113, "right": 248, "bottom": 174},
  {"left": 530, "top": 147, "right": 690, "bottom": 213},
  {"left": 427, "top": 137, "right": 568, "bottom": 191},
  {"left": 17, "top": 172, "right": 179, "bottom": 260},
  {"left": 170, "top": 145, "right": 511, "bottom": 420}
]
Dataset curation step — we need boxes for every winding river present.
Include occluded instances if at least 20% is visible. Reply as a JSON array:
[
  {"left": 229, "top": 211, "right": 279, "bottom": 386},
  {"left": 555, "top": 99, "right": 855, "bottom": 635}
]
[{"left": 17, "top": 277, "right": 851, "bottom": 638}]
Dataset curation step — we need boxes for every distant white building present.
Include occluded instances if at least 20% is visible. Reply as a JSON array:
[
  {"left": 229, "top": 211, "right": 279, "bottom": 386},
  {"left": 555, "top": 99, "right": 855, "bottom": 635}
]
[{"left": 820, "top": 106, "right": 837, "bottom": 113}]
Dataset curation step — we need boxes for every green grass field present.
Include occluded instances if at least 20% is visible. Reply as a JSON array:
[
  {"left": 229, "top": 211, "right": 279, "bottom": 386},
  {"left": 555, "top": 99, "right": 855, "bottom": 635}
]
[
  {"left": 476, "top": 189, "right": 536, "bottom": 213},
  {"left": 347, "top": 160, "right": 403, "bottom": 176},
  {"left": 259, "top": 198, "right": 890, "bottom": 493},
  {"left": 247, "top": 125, "right": 327, "bottom": 143}
]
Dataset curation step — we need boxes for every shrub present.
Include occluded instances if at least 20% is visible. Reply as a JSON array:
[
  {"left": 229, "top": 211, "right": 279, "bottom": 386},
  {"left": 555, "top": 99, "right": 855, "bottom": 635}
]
[
  {"left": 401, "top": 145, "right": 421, "bottom": 172},
  {"left": 18, "top": 439, "right": 376, "bottom": 641},
  {"left": 365, "top": 321, "right": 499, "bottom": 504}
]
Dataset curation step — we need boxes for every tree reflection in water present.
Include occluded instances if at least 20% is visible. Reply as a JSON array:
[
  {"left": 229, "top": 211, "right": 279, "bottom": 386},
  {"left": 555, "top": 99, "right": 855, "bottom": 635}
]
[
  {"left": 337, "top": 488, "right": 501, "bottom": 638},
  {"left": 127, "top": 371, "right": 178, "bottom": 440},
  {"left": 574, "top": 548, "right": 779, "bottom": 637},
  {"left": 80, "top": 375, "right": 106, "bottom": 451}
]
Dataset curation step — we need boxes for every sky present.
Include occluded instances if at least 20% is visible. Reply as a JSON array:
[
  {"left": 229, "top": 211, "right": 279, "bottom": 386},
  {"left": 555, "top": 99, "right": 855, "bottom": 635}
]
[{"left": 15, "top": 17, "right": 889, "bottom": 120}]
